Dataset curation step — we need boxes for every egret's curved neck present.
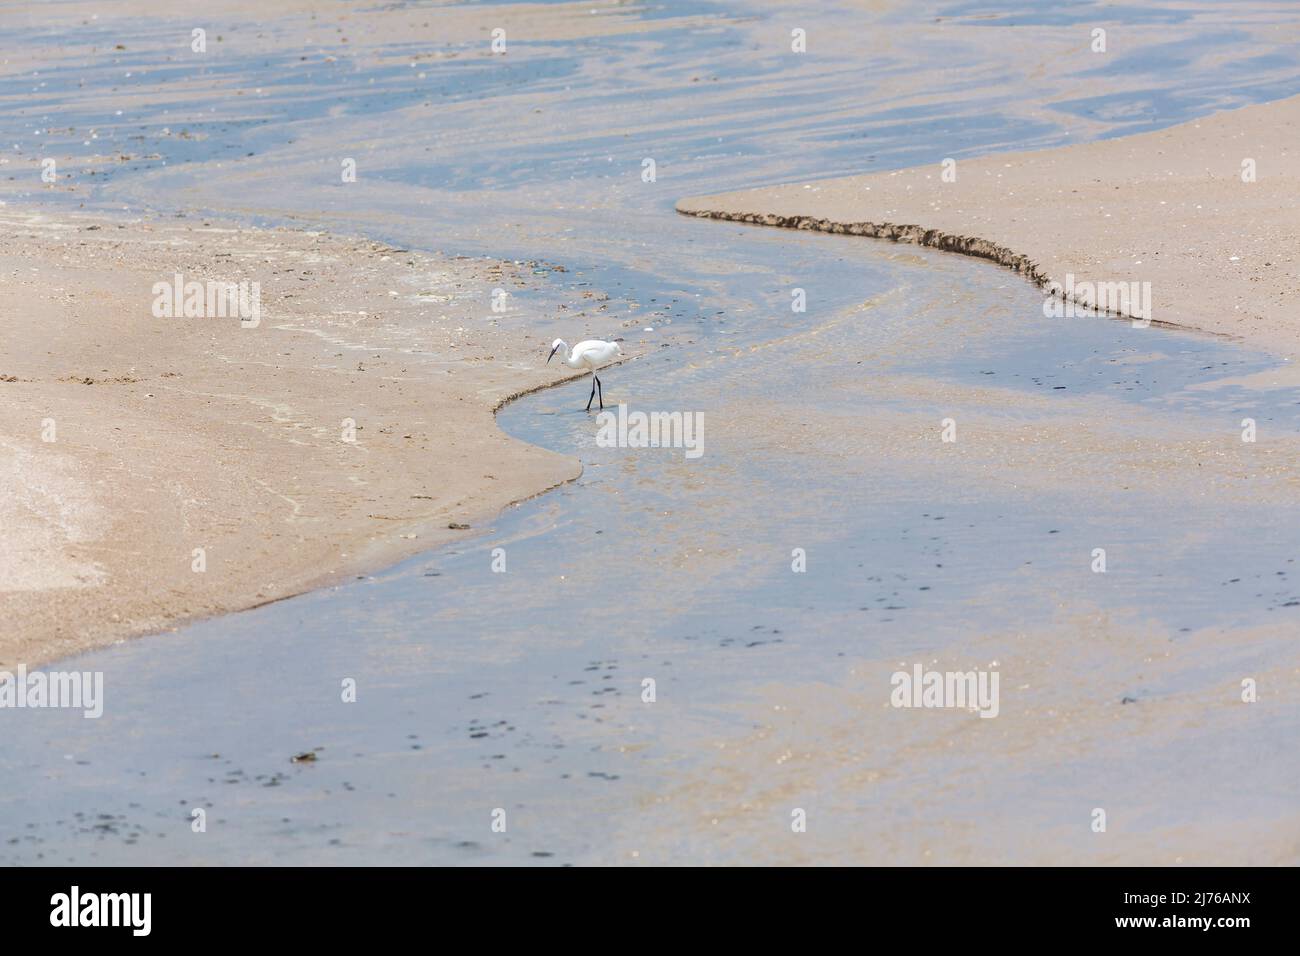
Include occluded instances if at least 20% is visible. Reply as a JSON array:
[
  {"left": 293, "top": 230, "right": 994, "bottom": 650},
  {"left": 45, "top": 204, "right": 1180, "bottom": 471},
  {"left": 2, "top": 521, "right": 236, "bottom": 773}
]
[{"left": 554, "top": 339, "right": 571, "bottom": 363}]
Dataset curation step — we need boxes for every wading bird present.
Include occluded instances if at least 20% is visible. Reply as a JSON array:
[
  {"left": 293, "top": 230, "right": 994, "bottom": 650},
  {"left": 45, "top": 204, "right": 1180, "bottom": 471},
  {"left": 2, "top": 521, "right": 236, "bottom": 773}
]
[{"left": 547, "top": 338, "right": 621, "bottom": 411}]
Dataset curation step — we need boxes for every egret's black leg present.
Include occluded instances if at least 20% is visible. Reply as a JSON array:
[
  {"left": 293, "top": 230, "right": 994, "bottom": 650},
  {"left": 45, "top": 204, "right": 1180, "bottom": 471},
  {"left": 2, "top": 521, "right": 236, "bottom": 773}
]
[
  {"left": 586, "top": 374, "right": 597, "bottom": 412},
  {"left": 596, "top": 375, "right": 604, "bottom": 410}
]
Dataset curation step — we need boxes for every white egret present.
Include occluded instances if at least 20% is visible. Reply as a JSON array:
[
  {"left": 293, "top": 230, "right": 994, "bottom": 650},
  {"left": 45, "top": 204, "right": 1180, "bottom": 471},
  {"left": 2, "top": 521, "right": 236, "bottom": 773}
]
[{"left": 547, "top": 338, "right": 622, "bottom": 411}]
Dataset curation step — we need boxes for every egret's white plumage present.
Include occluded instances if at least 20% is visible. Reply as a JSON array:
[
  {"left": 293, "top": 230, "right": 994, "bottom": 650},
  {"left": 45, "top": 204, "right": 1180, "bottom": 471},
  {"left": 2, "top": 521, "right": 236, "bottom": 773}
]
[{"left": 548, "top": 338, "right": 621, "bottom": 411}]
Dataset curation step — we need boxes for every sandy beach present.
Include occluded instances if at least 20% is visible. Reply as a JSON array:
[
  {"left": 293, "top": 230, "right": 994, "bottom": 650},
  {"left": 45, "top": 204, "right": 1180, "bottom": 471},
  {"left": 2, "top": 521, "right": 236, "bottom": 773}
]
[{"left": 0, "top": 211, "right": 602, "bottom": 667}]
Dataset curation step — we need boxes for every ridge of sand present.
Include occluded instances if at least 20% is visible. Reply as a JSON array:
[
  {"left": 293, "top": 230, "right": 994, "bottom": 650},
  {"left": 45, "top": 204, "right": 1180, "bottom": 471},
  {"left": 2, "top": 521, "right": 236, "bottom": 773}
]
[
  {"left": 678, "top": 94, "right": 1300, "bottom": 357},
  {"left": 0, "top": 211, "right": 610, "bottom": 667}
]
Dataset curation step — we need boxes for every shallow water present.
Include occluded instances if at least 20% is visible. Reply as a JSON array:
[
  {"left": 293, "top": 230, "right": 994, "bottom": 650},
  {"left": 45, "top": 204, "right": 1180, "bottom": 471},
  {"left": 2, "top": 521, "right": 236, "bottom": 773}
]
[
  {"left": 2, "top": 0, "right": 1299, "bottom": 864},
  {"left": 4, "top": 233, "right": 1296, "bottom": 864}
]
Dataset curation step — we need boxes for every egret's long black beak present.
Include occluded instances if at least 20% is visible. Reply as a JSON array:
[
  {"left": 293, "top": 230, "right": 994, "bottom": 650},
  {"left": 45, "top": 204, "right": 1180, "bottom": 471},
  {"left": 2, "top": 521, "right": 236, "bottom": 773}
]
[{"left": 547, "top": 345, "right": 558, "bottom": 363}]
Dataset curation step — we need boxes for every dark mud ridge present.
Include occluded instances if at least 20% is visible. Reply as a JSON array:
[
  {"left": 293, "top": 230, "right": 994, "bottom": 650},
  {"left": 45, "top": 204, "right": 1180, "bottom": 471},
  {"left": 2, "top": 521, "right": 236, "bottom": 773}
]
[
  {"left": 676, "top": 205, "right": 1183, "bottom": 330},
  {"left": 678, "top": 207, "right": 1046, "bottom": 281}
]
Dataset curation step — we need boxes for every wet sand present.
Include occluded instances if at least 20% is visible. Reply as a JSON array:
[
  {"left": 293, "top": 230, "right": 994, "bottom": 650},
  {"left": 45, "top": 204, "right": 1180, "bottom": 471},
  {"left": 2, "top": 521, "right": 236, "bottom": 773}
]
[
  {"left": 0, "top": 211, "right": 602, "bottom": 667},
  {"left": 614, "top": 618, "right": 1300, "bottom": 866},
  {"left": 679, "top": 94, "right": 1300, "bottom": 356}
]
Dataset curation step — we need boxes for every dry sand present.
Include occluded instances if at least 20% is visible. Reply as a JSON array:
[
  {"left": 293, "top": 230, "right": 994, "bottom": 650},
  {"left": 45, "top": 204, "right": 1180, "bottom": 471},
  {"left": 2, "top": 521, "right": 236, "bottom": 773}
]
[
  {"left": 0, "top": 211, "right": 607, "bottom": 667},
  {"left": 679, "top": 94, "right": 1300, "bottom": 357}
]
